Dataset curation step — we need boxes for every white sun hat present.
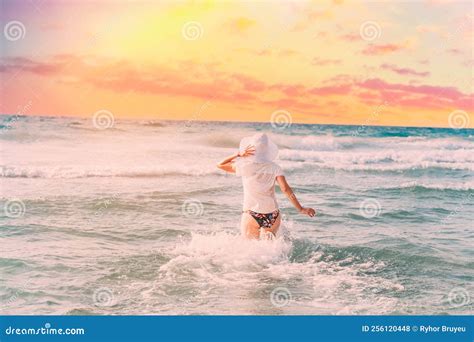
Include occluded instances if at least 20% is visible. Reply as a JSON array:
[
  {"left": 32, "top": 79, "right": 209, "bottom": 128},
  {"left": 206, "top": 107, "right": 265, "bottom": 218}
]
[{"left": 239, "top": 133, "right": 278, "bottom": 162}]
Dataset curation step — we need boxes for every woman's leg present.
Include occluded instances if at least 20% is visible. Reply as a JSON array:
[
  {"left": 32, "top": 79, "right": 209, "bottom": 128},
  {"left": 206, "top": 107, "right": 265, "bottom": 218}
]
[{"left": 241, "top": 212, "right": 261, "bottom": 239}]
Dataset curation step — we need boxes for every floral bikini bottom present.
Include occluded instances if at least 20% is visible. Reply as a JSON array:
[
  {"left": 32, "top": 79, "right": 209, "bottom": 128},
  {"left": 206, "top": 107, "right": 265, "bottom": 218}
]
[{"left": 245, "top": 209, "right": 280, "bottom": 229}]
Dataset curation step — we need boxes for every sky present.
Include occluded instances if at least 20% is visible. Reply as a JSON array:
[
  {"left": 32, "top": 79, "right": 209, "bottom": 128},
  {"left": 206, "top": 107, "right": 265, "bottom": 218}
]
[{"left": 0, "top": 0, "right": 473, "bottom": 127}]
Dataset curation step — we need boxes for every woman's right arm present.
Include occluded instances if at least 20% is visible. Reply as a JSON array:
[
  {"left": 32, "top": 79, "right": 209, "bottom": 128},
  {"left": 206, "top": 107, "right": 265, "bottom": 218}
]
[
  {"left": 216, "top": 145, "right": 255, "bottom": 173},
  {"left": 276, "top": 175, "right": 316, "bottom": 217}
]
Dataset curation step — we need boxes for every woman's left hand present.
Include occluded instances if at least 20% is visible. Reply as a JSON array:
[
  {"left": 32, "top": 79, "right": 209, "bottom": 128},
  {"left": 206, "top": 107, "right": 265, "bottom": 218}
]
[
  {"left": 300, "top": 207, "right": 316, "bottom": 217},
  {"left": 239, "top": 145, "right": 255, "bottom": 158}
]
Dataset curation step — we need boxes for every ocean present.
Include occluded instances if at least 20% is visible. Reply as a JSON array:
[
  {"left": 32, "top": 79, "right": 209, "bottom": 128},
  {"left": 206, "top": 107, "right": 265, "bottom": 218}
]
[{"left": 0, "top": 115, "right": 473, "bottom": 315}]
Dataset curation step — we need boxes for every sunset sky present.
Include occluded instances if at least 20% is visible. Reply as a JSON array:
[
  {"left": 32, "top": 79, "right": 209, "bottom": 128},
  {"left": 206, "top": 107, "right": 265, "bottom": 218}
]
[{"left": 0, "top": 0, "right": 473, "bottom": 127}]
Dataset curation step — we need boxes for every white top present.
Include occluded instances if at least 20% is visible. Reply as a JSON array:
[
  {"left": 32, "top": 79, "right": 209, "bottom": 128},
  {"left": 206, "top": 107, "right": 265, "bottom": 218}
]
[{"left": 234, "top": 159, "right": 284, "bottom": 213}]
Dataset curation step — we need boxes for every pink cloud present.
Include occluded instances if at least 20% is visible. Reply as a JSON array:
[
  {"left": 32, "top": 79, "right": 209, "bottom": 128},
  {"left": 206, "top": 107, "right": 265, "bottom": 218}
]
[
  {"left": 269, "top": 84, "right": 306, "bottom": 97},
  {"left": 380, "top": 63, "right": 430, "bottom": 77},
  {"left": 230, "top": 73, "right": 266, "bottom": 92},
  {"left": 263, "top": 98, "right": 317, "bottom": 110},
  {"left": 360, "top": 78, "right": 463, "bottom": 99},
  {"left": 358, "top": 78, "right": 473, "bottom": 111},
  {"left": 2, "top": 55, "right": 472, "bottom": 115},
  {"left": 362, "top": 43, "right": 405, "bottom": 55},
  {"left": 446, "top": 48, "right": 463, "bottom": 55},
  {"left": 309, "top": 84, "right": 352, "bottom": 96},
  {"left": 339, "top": 33, "right": 360, "bottom": 42},
  {"left": 0, "top": 56, "right": 66, "bottom": 75}
]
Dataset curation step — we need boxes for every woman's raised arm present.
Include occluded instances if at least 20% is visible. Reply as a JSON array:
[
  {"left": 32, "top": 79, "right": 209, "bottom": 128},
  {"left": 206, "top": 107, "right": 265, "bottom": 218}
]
[
  {"left": 216, "top": 145, "right": 255, "bottom": 173},
  {"left": 216, "top": 152, "right": 239, "bottom": 173}
]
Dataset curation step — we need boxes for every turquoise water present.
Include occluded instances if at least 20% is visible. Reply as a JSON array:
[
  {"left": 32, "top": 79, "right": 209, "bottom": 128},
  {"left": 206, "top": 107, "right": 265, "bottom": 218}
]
[{"left": 0, "top": 115, "right": 473, "bottom": 315}]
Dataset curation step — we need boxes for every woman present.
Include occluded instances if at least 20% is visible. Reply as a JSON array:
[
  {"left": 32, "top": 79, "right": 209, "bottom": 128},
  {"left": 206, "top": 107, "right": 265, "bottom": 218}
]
[{"left": 217, "top": 133, "right": 316, "bottom": 239}]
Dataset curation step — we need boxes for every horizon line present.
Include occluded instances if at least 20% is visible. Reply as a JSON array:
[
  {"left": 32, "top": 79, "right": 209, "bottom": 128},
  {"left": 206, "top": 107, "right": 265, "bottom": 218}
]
[{"left": 0, "top": 112, "right": 471, "bottom": 131}]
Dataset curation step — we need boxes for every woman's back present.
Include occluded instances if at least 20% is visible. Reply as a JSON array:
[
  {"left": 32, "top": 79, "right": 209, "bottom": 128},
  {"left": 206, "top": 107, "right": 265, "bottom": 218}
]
[{"left": 236, "top": 160, "right": 284, "bottom": 213}]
